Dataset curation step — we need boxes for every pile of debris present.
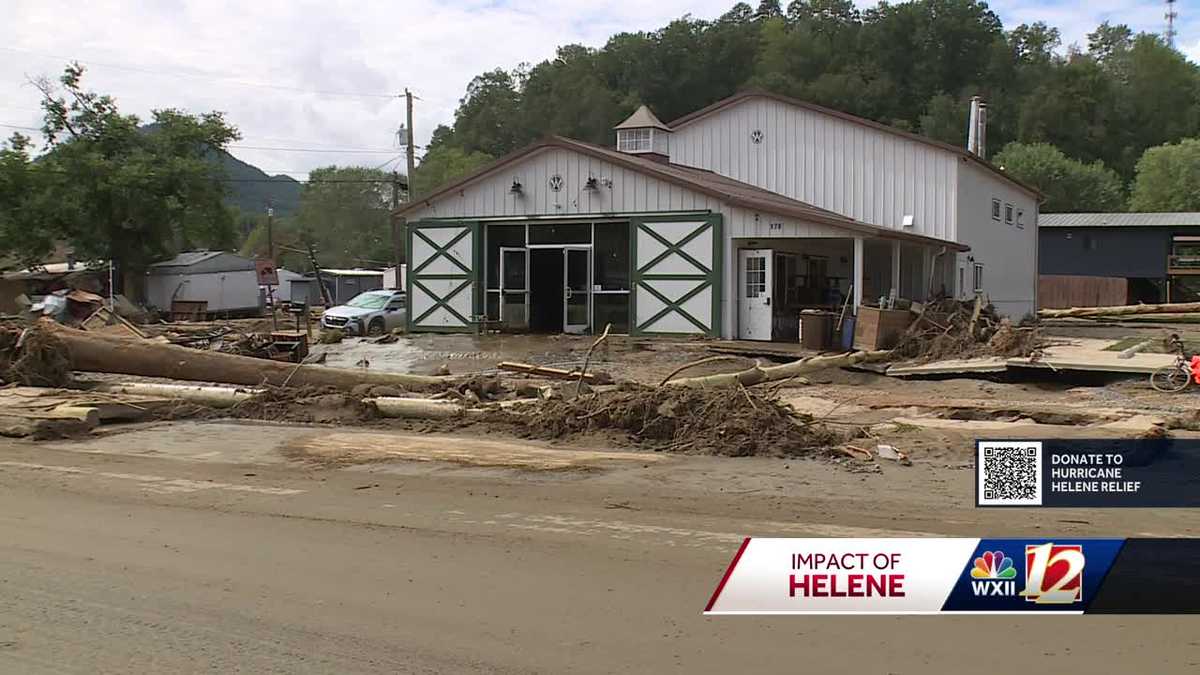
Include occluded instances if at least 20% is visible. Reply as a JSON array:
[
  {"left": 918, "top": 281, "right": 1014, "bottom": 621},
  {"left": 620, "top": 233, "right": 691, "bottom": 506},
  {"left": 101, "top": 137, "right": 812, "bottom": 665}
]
[
  {"left": 0, "top": 321, "right": 73, "bottom": 387},
  {"left": 892, "top": 298, "right": 1043, "bottom": 363},
  {"left": 497, "top": 385, "right": 843, "bottom": 457}
]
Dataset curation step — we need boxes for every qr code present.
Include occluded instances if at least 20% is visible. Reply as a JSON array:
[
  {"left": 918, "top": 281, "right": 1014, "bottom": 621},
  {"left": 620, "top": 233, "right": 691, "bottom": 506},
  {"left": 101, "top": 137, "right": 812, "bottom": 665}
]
[{"left": 977, "top": 441, "right": 1043, "bottom": 506}]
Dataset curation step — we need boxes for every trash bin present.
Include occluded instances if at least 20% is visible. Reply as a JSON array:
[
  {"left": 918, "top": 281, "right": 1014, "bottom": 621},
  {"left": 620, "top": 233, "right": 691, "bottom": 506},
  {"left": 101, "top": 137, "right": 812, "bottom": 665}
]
[
  {"left": 838, "top": 315, "right": 856, "bottom": 351},
  {"left": 799, "top": 312, "right": 832, "bottom": 350}
]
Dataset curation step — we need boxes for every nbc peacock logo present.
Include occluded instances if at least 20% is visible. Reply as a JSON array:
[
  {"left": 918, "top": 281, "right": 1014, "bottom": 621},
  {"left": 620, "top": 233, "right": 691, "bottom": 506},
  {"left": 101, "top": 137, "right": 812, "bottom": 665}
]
[{"left": 970, "top": 550, "right": 1018, "bottom": 597}]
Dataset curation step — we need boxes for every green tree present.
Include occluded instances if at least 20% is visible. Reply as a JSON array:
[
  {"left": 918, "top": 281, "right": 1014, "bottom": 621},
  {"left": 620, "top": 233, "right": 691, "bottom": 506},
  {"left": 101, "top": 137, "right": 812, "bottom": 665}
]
[
  {"left": 451, "top": 70, "right": 525, "bottom": 157},
  {"left": 410, "top": 146, "right": 494, "bottom": 197},
  {"left": 278, "top": 166, "right": 397, "bottom": 268},
  {"left": 993, "top": 142, "right": 1125, "bottom": 212},
  {"left": 0, "top": 134, "right": 58, "bottom": 267},
  {"left": 10, "top": 64, "right": 240, "bottom": 286},
  {"left": 1130, "top": 139, "right": 1200, "bottom": 212}
]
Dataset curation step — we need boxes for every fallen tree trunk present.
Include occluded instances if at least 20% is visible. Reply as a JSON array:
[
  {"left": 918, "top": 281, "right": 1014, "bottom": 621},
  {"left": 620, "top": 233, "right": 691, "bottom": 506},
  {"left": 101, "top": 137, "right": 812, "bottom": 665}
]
[
  {"left": 49, "top": 324, "right": 447, "bottom": 391},
  {"left": 497, "top": 361, "right": 598, "bottom": 382},
  {"left": 664, "top": 350, "right": 889, "bottom": 388},
  {"left": 368, "top": 396, "right": 481, "bottom": 419},
  {"left": 94, "top": 382, "right": 258, "bottom": 408},
  {"left": 1038, "top": 302, "right": 1200, "bottom": 319},
  {"left": 0, "top": 407, "right": 98, "bottom": 438}
]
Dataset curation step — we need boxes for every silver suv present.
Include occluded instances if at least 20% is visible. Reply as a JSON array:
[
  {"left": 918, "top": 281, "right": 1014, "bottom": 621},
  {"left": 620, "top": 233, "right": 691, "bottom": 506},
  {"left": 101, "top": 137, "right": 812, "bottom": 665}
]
[{"left": 320, "top": 290, "right": 407, "bottom": 336}]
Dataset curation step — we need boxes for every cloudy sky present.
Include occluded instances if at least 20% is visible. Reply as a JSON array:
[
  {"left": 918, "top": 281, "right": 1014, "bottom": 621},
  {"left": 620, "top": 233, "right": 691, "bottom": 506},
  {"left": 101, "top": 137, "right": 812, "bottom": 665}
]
[{"left": 2, "top": 0, "right": 1195, "bottom": 185}]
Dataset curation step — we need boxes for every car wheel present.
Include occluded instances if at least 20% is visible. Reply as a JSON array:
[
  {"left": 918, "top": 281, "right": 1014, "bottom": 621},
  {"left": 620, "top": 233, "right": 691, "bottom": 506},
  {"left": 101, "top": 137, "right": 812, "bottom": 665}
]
[{"left": 366, "top": 318, "right": 385, "bottom": 337}]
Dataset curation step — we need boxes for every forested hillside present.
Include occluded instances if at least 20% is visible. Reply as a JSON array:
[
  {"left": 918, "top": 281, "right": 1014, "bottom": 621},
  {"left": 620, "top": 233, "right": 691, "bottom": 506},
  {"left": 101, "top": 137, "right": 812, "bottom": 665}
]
[
  {"left": 418, "top": 0, "right": 1200, "bottom": 211},
  {"left": 217, "top": 151, "right": 301, "bottom": 216}
]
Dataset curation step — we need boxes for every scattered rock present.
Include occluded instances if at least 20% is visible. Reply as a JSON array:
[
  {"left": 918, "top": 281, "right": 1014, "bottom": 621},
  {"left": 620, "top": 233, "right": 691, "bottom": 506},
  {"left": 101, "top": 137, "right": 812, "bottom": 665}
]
[{"left": 317, "top": 329, "right": 344, "bottom": 344}]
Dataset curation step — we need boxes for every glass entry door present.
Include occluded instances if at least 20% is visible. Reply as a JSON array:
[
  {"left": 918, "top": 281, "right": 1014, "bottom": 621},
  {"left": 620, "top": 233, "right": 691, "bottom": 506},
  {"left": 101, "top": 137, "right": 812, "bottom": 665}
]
[
  {"left": 564, "top": 247, "right": 591, "bottom": 333},
  {"left": 499, "top": 246, "right": 528, "bottom": 327}
]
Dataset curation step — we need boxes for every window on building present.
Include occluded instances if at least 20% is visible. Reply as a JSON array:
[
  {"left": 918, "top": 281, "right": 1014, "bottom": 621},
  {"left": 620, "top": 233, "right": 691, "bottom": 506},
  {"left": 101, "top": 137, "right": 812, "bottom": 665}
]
[
  {"left": 745, "top": 257, "right": 766, "bottom": 298},
  {"left": 617, "top": 128, "right": 652, "bottom": 153},
  {"left": 1004, "top": 204, "right": 1014, "bottom": 225},
  {"left": 1016, "top": 209, "right": 1025, "bottom": 228},
  {"left": 991, "top": 199, "right": 1001, "bottom": 221},
  {"left": 973, "top": 264, "right": 984, "bottom": 293}
]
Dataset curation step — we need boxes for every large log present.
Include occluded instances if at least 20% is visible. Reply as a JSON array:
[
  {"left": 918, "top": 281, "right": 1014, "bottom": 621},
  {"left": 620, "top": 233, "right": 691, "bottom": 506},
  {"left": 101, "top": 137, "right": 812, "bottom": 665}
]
[
  {"left": 664, "top": 350, "right": 889, "bottom": 388},
  {"left": 49, "top": 324, "right": 447, "bottom": 391},
  {"left": 94, "top": 382, "right": 258, "bottom": 408},
  {"left": 368, "top": 396, "right": 481, "bottom": 419},
  {"left": 1038, "top": 302, "right": 1200, "bottom": 319}
]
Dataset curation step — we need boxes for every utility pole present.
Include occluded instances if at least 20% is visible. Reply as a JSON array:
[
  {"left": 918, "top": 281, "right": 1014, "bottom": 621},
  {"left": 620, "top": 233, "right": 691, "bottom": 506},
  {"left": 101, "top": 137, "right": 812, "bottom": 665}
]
[
  {"left": 395, "top": 88, "right": 416, "bottom": 271},
  {"left": 405, "top": 89, "right": 415, "bottom": 198},
  {"left": 266, "top": 199, "right": 275, "bottom": 262}
]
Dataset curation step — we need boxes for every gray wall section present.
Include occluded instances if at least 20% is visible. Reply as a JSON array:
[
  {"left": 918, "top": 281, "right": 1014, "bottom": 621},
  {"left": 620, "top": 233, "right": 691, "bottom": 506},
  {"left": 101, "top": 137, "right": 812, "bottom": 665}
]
[
  {"left": 955, "top": 160, "right": 1039, "bottom": 318},
  {"left": 145, "top": 270, "right": 262, "bottom": 312},
  {"left": 1038, "top": 227, "right": 1174, "bottom": 278}
]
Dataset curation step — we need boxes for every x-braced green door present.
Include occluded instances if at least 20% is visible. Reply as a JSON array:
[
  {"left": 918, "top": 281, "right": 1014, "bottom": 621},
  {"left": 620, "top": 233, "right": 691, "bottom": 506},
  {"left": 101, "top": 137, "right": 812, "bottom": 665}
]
[
  {"left": 631, "top": 215, "right": 722, "bottom": 336},
  {"left": 407, "top": 221, "right": 479, "bottom": 332}
]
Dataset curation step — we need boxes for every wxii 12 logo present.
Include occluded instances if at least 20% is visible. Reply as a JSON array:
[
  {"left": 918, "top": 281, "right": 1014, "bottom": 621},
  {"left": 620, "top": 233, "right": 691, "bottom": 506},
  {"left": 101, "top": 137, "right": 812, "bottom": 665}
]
[{"left": 969, "top": 543, "right": 1085, "bottom": 603}]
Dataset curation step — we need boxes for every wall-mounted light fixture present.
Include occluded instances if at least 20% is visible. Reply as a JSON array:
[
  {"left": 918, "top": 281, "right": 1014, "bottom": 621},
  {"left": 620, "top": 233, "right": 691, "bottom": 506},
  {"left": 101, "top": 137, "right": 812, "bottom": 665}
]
[
  {"left": 584, "top": 176, "right": 599, "bottom": 191},
  {"left": 509, "top": 178, "right": 523, "bottom": 195}
]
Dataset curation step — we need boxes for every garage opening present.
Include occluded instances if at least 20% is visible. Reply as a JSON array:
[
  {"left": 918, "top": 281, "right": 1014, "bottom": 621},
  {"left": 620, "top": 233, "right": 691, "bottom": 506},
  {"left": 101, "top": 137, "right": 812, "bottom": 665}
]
[
  {"left": 483, "top": 221, "right": 631, "bottom": 334},
  {"left": 529, "top": 249, "right": 564, "bottom": 332}
]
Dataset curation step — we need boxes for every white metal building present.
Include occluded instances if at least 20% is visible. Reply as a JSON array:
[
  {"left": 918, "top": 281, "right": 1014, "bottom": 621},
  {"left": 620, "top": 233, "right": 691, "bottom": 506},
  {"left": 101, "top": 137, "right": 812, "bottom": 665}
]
[
  {"left": 145, "top": 251, "right": 262, "bottom": 316},
  {"left": 395, "top": 91, "right": 1039, "bottom": 340}
]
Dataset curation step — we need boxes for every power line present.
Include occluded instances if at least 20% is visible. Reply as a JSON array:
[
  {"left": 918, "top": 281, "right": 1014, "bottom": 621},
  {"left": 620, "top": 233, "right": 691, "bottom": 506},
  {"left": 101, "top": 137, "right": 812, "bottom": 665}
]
[
  {"left": 2, "top": 123, "right": 421, "bottom": 153},
  {"left": 1, "top": 45, "right": 403, "bottom": 100},
  {"left": 228, "top": 144, "right": 409, "bottom": 154}
]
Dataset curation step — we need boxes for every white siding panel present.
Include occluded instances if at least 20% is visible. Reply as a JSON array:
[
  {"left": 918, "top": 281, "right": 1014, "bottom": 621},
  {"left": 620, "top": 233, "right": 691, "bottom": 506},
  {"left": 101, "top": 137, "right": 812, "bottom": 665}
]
[
  {"left": 670, "top": 97, "right": 960, "bottom": 240},
  {"left": 406, "top": 147, "right": 723, "bottom": 222}
]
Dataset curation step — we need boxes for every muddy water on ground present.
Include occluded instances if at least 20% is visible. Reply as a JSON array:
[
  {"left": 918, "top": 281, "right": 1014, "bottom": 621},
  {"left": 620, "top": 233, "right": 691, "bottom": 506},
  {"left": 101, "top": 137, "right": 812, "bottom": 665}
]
[{"left": 309, "top": 333, "right": 682, "bottom": 380}]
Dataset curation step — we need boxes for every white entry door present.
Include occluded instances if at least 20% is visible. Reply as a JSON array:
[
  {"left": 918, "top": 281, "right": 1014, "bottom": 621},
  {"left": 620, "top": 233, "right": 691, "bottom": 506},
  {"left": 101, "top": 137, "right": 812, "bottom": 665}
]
[{"left": 738, "top": 249, "right": 773, "bottom": 340}]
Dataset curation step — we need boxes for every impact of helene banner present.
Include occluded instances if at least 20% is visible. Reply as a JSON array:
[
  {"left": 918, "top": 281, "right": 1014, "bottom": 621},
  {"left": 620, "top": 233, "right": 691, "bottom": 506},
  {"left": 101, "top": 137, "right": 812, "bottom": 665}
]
[{"left": 704, "top": 538, "right": 1200, "bottom": 615}]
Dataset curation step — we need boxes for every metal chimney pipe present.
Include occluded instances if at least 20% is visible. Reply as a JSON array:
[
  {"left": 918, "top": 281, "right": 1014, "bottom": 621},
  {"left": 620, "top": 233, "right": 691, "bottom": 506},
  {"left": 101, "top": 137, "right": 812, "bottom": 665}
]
[
  {"left": 976, "top": 102, "right": 988, "bottom": 158},
  {"left": 966, "top": 96, "right": 980, "bottom": 155}
]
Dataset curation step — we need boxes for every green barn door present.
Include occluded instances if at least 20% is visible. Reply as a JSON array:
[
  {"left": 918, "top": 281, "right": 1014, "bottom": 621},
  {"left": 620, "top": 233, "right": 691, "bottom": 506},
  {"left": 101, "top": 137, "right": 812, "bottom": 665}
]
[
  {"left": 631, "top": 214, "right": 722, "bottom": 336},
  {"left": 406, "top": 221, "right": 480, "bottom": 332}
]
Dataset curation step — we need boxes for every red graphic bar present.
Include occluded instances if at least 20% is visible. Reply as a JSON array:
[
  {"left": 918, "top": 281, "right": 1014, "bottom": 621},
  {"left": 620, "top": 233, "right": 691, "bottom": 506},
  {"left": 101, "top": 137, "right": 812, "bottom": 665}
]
[{"left": 704, "top": 537, "right": 751, "bottom": 612}]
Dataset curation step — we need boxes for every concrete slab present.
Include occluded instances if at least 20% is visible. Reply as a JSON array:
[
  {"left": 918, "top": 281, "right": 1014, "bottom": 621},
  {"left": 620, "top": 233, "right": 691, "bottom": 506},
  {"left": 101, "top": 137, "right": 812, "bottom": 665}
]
[
  {"left": 886, "top": 357, "right": 1008, "bottom": 377},
  {"left": 780, "top": 394, "right": 869, "bottom": 418}
]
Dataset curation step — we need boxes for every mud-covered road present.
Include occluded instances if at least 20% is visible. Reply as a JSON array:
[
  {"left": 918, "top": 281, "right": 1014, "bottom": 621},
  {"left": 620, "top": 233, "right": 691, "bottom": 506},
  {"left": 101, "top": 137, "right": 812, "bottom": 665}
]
[{"left": 0, "top": 422, "right": 1197, "bottom": 673}]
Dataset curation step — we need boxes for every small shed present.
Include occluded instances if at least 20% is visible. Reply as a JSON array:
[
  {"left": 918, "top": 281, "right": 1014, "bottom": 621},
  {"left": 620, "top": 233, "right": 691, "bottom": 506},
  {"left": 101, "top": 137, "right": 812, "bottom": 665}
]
[
  {"left": 268, "top": 268, "right": 308, "bottom": 304},
  {"left": 146, "top": 251, "right": 262, "bottom": 317},
  {"left": 319, "top": 268, "right": 385, "bottom": 305}
]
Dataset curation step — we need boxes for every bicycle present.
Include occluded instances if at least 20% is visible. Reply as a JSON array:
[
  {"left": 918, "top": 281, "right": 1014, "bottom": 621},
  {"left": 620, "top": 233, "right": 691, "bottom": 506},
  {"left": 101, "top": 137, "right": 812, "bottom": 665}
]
[{"left": 1150, "top": 334, "right": 1193, "bottom": 393}]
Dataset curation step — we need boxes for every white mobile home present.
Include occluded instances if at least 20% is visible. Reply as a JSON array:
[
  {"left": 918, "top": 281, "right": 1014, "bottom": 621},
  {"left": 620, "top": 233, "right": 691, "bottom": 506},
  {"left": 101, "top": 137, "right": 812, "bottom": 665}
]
[
  {"left": 146, "top": 251, "right": 262, "bottom": 316},
  {"left": 395, "top": 91, "right": 1039, "bottom": 339}
]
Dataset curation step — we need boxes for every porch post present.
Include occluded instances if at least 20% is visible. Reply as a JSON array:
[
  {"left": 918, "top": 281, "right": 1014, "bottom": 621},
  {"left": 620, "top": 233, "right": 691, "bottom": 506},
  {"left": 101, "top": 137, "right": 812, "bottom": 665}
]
[
  {"left": 852, "top": 236, "right": 864, "bottom": 314},
  {"left": 890, "top": 241, "right": 901, "bottom": 299},
  {"left": 920, "top": 248, "right": 931, "bottom": 301}
]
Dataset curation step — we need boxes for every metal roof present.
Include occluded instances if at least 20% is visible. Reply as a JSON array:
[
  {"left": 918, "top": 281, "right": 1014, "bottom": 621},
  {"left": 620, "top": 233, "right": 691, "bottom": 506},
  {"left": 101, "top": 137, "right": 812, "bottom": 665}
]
[
  {"left": 614, "top": 105, "right": 670, "bottom": 131},
  {"left": 320, "top": 268, "right": 385, "bottom": 276},
  {"left": 148, "top": 251, "right": 226, "bottom": 267},
  {"left": 1039, "top": 213, "right": 1200, "bottom": 228}
]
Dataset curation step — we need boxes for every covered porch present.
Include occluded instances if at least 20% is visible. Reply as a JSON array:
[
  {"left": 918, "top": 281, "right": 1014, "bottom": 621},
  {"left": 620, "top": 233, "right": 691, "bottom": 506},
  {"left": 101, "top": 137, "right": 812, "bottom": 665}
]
[{"left": 730, "top": 234, "right": 957, "bottom": 342}]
